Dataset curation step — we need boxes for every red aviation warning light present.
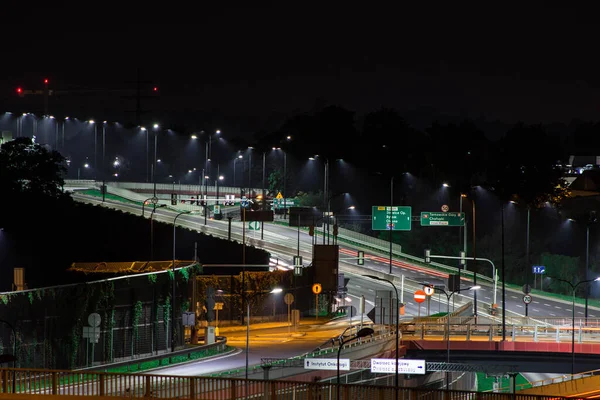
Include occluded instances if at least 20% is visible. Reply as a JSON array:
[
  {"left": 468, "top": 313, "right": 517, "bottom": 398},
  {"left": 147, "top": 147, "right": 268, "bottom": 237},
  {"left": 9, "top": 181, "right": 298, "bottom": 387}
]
[
  {"left": 16, "top": 87, "right": 22, "bottom": 94},
  {"left": 153, "top": 86, "right": 158, "bottom": 92},
  {"left": 44, "top": 78, "right": 49, "bottom": 84}
]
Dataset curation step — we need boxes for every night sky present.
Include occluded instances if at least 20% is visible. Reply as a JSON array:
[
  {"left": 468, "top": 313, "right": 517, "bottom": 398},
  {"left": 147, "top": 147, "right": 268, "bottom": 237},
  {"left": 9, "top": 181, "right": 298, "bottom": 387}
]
[{"left": 3, "top": 2, "right": 600, "bottom": 133}]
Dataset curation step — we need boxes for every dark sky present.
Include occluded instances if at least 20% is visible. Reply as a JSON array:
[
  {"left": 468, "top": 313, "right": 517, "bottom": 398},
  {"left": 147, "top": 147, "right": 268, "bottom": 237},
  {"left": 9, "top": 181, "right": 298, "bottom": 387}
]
[{"left": 2, "top": 2, "right": 600, "bottom": 132}]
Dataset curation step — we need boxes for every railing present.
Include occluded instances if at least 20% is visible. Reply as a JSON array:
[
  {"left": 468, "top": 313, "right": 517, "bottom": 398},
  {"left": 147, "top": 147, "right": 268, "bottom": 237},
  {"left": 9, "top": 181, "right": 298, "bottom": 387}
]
[
  {"left": 511, "top": 367, "right": 600, "bottom": 392},
  {"left": 401, "top": 323, "right": 600, "bottom": 343},
  {"left": 0, "top": 368, "right": 576, "bottom": 399}
]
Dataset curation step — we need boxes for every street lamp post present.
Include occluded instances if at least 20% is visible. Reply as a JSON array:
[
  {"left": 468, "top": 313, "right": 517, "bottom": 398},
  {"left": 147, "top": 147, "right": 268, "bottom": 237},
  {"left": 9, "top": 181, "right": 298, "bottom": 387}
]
[
  {"left": 141, "top": 126, "right": 149, "bottom": 182},
  {"left": 549, "top": 276, "right": 600, "bottom": 375},
  {"left": 89, "top": 120, "right": 97, "bottom": 179},
  {"left": 101, "top": 121, "right": 107, "bottom": 202},
  {"left": 233, "top": 155, "right": 242, "bottom": 187},
  {"left": 363, "top": 275, "right": 399, "bottom": 392},
  {"left": 336, "top": 327, "right": 374, "bottom": 400},
  {"left": 389, "top": 177, "right": 394, "bottom": 274},
  {"left": 171, "top": 210, "right": 192, "bottom": 352},
  {"left": 245, "top": 288, "right": 282, "bottom": 379},
  {"left": 152, "top": 123, "right": 159, "bottom": 201},
  {"left": 427, "top": 285, "right": 480, "bottom": 389}
]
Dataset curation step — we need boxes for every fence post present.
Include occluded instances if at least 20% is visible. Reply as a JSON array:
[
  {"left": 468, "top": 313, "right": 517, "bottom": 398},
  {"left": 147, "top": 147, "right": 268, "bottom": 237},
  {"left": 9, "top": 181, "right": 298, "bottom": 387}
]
[
  {"left": 98, "top": 374, "right": 105, "bottom": 396},
  {"left": 189, "top": 377, "right": 195, "bottom": 399},
  {"left": 230, "top": 379, "right": 236, "bottom": 400},
  {"left": 1, "top": 370, "right": 7, "bottom": 393},
  {"left": 145, "top": 376, "right": 152, "bottom": 397},
  {"left": 51, "top": 372, "right": 57, "bottom": 395}
]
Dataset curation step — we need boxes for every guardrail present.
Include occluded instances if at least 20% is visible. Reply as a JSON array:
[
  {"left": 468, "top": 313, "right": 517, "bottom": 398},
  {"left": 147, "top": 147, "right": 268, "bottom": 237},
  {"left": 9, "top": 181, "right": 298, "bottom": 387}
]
[
  {"left": 401, "top": 323, "right": 600, "bottom": 343},
  {"left": 511, "top": 367, "right": 600, "bottom": 392},
  {"left": 312, "top": 225, "right": 494, "bottom": 284},
  {"left": 0, "top": 367, "right": 573, "bottom": 399},
  {"left": 78, "top": 337, "right": 229, "bottom": 373}
]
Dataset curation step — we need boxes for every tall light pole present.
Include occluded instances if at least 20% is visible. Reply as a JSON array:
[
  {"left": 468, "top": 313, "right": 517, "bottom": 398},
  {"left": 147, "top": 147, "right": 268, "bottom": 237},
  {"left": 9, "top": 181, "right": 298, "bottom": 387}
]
[
  {"left": 336, "top": 327, "right": 374, "bottom": 400},
  {"left": 248, "top": 147, "right": 253, "bottom": 196},
  {"left": 550, "top": 276, "right": 600, "bottom": 375},
  {"left": 89, "top": 120, "right": 97, "bottom": 179},
  {"left": 585, "top": 212, "right": 598, "bottom": 320},
  {"left": 102, "top": 121, "right": 107, "bottom": 202},
  {"left": 102, "top": 121, "right": 106, "bottom": 179},
  {"left": 389, "top": 176, "right": 394, "bottom": 274},
  {"left": 363, "top": 275, "right": 399, "bottom": 393},
  {"left": 140, "top": 126, "right": 149, "bottom": 182},
  {"left": 427, "top": 285, "right": 480, "bottom": 389},
  {"left": 171, "top": 210, "right": 192, "bottom": 352},
  {"left": 233, "top": 155, "right": 242, "bottom": 187},
  {"left": 261, "top": 151, "right": 266, "bottom": 240},
  {"left": 152, "top": 123, "right": 159, "bottom": 201},
  {"left": 245, "top": 288, "right": 282, "bottom": 379},
  {"left": 308, "top": 156, "right": 329, "bottom": 244}
]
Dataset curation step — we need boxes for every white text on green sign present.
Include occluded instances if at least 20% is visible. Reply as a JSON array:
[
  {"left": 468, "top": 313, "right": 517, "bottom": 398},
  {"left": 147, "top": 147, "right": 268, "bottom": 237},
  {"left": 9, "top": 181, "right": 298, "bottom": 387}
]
[
  {"left": 420, "top": 212, "right": 465, "bottom": 227},
  {"left": 371, "top": 206, "right": 412, "bottom": 231}
]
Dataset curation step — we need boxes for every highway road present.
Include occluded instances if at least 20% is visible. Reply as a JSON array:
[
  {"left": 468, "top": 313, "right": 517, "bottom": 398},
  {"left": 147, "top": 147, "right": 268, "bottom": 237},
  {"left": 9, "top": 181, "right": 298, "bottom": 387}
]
[{"left": 73, "top": 193, "right": 599, "bottom": 324}]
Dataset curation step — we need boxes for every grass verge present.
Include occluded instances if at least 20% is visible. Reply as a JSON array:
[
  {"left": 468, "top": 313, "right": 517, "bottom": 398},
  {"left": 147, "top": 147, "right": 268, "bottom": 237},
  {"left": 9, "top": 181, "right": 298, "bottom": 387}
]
[{"left": 476, "top": 372, "right": 529, "bottom": 392}]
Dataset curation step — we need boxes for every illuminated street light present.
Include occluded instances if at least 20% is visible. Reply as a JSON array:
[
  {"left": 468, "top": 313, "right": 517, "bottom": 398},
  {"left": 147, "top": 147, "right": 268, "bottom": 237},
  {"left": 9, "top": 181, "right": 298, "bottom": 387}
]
[
  {"left": 549, "top": 276, "right": 600, "bottom": 375},
  {"left": 245, "top": 287, "right": 282, "bottom": 379},
  {"left": 442, "top": 182, "right": 450, "bottom": 187}
]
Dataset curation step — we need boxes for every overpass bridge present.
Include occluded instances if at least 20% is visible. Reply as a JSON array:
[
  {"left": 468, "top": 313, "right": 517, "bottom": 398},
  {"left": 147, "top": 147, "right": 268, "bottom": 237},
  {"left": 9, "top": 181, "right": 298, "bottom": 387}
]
[{"left": 63, "top": 180, "right": 600, "bottom": 369}]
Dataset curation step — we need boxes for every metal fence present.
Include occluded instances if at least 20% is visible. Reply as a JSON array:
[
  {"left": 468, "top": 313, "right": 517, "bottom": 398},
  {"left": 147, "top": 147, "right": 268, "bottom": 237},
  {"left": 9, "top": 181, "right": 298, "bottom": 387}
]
[
  {"left": 401, "top": 322, "right": 600, "bottom": 343},
  {"left": 0, "top": 266, "right": 197, "bottom": 370},
  {"left": 0, "top": 368, "right": 580, "bottom": 399}
]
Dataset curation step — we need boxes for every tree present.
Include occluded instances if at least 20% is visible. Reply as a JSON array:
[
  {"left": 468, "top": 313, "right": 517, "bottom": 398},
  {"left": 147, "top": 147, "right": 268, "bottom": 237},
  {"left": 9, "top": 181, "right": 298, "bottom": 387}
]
[
  {"left": 0, "top": 137, "right": 70, "bottom": 227},
  {"left": 268, "top": 169, "right": 283, "bottom": 195},
  {"left": 295, "top": 191, "right": 324, "bottom": 208},
  {"left": 0, "top": 137, "right": 67, "bottom": 198}
]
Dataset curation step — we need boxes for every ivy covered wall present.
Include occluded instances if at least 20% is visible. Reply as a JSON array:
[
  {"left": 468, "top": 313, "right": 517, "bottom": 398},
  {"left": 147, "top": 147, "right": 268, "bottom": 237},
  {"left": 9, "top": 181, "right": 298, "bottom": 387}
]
[{"left": 0, "top": 264, "right": 201, "bottom": 370}]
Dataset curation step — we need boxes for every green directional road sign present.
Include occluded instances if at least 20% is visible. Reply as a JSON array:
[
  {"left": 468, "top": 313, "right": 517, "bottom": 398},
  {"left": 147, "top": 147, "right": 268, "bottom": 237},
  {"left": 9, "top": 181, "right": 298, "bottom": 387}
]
[
  {"left": 420, "top": 212, "right": 465, "bottom": 227},
  {"left": 371, "top": 206, "right": 412, "bottom": 231},
  {"left": 248, "top": 221, "right": 261, "bottom": 231}
]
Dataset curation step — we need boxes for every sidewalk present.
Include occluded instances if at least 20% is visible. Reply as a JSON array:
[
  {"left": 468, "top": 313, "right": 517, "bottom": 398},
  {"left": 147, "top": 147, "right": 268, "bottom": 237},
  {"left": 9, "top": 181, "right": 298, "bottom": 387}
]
[{"left": 215, "top": 318, "right": 329, "bottom": 334}]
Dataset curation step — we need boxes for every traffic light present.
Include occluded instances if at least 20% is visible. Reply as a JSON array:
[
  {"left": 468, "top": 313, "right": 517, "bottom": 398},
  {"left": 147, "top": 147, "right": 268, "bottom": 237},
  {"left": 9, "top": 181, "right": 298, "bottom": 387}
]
[
  {"left": 459, "top": 251, "right": 466, "bottom": 266},
  {"left": 309, "top": 226, "right": 314, "bottom": 236},
  {"left": 357, "top": 250, "right": 364, "bottom": 265},
  {"left": 333, "top": 224, "right": 338, "bottom": 236},
  {"left": 424, "top": 249, "right": 431, "bottom": 263}
]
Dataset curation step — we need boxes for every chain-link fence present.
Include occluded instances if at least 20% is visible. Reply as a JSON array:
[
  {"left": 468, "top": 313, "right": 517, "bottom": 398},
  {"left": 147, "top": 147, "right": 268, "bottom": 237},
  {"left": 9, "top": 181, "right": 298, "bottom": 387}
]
[{"left": 0, "top": 265, "right": 199, "bottom": 370}]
